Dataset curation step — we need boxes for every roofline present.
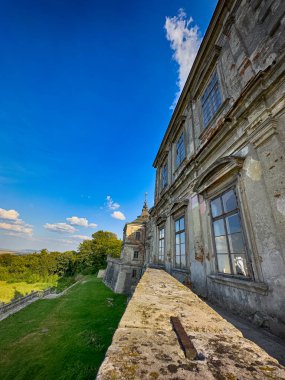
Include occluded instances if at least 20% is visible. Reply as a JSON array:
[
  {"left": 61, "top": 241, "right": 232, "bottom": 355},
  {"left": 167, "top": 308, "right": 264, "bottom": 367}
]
[{"left": 153, "top": 0, "right": 234, "bottom": 168}]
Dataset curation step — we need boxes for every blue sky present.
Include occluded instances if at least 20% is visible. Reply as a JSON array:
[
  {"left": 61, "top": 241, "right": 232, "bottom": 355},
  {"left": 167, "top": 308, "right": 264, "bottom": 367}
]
[{"left": 0, "top": 0, "right": 217, "bottom": 251}]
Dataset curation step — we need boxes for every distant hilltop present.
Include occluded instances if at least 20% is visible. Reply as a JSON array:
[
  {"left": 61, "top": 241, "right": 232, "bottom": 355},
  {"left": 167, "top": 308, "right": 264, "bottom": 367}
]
[{"left": 0, "top": 249, "right": 40, "bottom": 255}]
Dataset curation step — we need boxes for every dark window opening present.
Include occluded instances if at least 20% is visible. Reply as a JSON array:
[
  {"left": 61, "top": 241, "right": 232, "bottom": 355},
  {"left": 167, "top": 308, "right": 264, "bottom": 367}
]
[{"left": 175, "top": 216, "right": 186, "bottom": 269}]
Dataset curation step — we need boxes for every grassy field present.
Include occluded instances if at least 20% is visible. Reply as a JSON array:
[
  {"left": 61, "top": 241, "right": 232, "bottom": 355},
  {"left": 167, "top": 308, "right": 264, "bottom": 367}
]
[
  {"left": 0, "top": 280, "right": 57, "bottom": 304},
  {"left": 0, "top": 276, "right": 127, "bottom": 380}
]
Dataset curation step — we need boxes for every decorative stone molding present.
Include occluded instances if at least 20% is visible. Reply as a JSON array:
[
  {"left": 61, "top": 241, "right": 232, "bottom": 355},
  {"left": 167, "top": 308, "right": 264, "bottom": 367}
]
[
  {"left": 249, "top": 118, "right": 278, "bottom": 148},
  {"left": 222, "top": 16, "right": 235, "bottom": 37},
  {"left": 208, "top": 274, "right": 269, "bottom": 295},
  {"left": 193, "top": 156, "right": 244, "bottom": 194},
  {"left": 169, "top": 199, "right": 189, "bottom": 217},
  {"left": 156, "top": 148, "right": 169, "bottom": 168},
  {"left": 156, "top": 214, "right": 167, "bottom": 226}
]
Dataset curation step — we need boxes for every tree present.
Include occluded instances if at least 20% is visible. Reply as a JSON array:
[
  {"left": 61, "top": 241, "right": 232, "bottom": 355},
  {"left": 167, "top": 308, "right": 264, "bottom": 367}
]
[{"left": 77, "top": 231, "right": 122, "bottom": 273}]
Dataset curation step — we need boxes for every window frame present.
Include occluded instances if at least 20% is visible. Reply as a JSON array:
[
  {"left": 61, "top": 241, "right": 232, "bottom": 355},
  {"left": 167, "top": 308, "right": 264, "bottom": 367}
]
[
  {"left": 133, "top": 250, "right": 139, "bottom": 260},
  {"left": 174, "top": 215, "right": 187, "bottom": 269},
  {"left": 160, "top": 161, "right": 168, "bottom": 191},
  {"left": 209, "top": 186, "right": 252, "bottom": 279},
  {"left": 135, "top": 231, "right": 141, "bottom": 241},
  {"left": 158, "top": 226, "right": 165, "bottom": 264},
  {"left": 175, "top": 132, "right": 185, "bottom": 168},
  {"left": 201, "top": 70, "right": 222, "bottom": 128}
]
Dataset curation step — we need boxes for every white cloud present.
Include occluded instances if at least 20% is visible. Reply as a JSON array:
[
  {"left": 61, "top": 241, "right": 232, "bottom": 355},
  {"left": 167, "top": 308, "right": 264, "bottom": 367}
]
[
  {"left": 66, "top": 216, "right": 88, "bottom": 227},
  {"left": 165, "top": 9, "right": 202, "bottom": 108},
  {"left": 71, "top": 235, "right": 92, "bottom": 240},
  {"left": 0, "top": 207, "right": 33, "bottom": 235},
  {"left": 0, "top": 208, "right": 19, "bottom": 220},
  {"left": 111, "top": 211, "right": 126, "bottom": 221},
  {"left": 106, "top": 196, "right": 120, "bottom": 210},
  {"left": 0, "top": 222, "right": 33, "bottom": 235},
  {"left": 13, "top": 219, "right": 25, "bottom": 225},
  {"left": 44, "top": 223, "right": 76, "bottom": 234},
  {"left": 66, "top": 216, "right": 98, "bottom": 228}
]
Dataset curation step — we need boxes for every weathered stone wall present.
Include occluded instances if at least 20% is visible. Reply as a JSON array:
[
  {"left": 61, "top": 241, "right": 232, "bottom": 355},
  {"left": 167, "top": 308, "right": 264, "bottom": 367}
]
[
  {"left": 104, "top": 215, "right": 147, "bottom": 295},
  {"left": 104, "top": 257, "right": 142, "bottom": 295},
  {"left": 149, "top": 0, "right": 285, "bottom": 337},
  {"left": 97, "top": 269, "right": 285, "bottom": 379}
]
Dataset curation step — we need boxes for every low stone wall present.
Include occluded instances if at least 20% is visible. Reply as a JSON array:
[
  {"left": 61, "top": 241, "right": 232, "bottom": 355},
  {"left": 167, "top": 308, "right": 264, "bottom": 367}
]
[
  {"left": 0, "top": 288, "right": 52, "bottom": 316},
  {"left": 97, "top": 268, "right": 285, "bottom": 380}
]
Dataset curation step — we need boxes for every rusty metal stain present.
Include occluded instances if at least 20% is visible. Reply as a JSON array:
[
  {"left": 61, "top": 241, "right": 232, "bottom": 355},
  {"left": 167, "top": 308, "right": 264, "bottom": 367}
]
[{"left": 170, "top": 316, "right": 197, "bottom": 360}]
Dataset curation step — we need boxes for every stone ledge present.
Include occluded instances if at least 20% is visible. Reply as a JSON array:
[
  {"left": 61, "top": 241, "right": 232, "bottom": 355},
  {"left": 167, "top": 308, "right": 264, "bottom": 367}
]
[
  {"left": 97, "top": 269, "right": 284, "bottom": 380},
  {"left": 208, "top": 274, "right": 269, "bottom": 295}
]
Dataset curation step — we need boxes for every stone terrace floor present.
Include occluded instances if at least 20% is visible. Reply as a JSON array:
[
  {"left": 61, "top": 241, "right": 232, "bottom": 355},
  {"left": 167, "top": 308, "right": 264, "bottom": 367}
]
[{"left": 97, "top": 268, "right": 285, "bottom": 380}]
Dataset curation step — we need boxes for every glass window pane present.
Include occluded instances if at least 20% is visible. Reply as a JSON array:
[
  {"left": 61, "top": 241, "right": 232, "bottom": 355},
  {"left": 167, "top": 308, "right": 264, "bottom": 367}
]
[
  {"left": 226, "top": 213, "right": 241, "bottom": 234},
  {"left": 217, "top": 254, "right": 231, "bottom": 274},
  {"left": 175, "top": 254, "right": 180, "bottom": 267},
  {"left": 181, "top": 255, "right": 186, "bottom": 268},
  {"left": 215, "top": 236, "right": 228, "bottom": 253},
  {"left": 231, "top": 254, "right": 249, "bottom": 277},
  {"left": 180, "top": 243, "right": 185, "bottom": 256},
  {"left": 176, "top": 235, "right": 180, "bottom": 245},
  {"left": 175, "top": 220, "right": 179, "bottom": 232},
  {"left": 176, "top": 244, "right": 180, "bottom": 255},
  {"left": 202, "top": 72, "right": 222, "bottom": 126},
  {"left": 213, "top": 219, "right": 225, "bottom": 236},
  {"left": 211, "top": 197, "right": 222, "bottom": 217},
  {"left": 180, "top": 232, "right": 185, "bottom": 244},
  {"left": 222, "top": 190, "right": 237, "bottom": 213},
  {"left": 180, "top": 217, "right": 184, "bottom": 231},
  {"left": 228, "top": 233, "right": 245, "bottom": 253}
]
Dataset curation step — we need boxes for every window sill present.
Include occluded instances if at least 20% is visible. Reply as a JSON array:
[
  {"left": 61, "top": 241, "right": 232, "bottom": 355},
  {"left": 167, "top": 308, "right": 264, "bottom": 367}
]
[
  {"left": 172, "top": 268, "right": 190, "bottom": 274},
  {"left": 148, "top": 263, "right": 166, "bottom": 270},
  {"left": 173, "top": 157, "right": 186, "bottom": 176},
  {"left": 208, "top": 274, "right": 268, "bottom": 295},
  {"left": 160, "top": 185, "right": 169, "bottom": 197}
]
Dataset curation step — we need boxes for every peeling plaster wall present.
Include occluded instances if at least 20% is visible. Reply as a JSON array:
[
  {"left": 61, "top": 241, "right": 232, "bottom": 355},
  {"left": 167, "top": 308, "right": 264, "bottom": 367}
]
[{"left": 148, "top": 0, "right": 285, "bottom": 337}]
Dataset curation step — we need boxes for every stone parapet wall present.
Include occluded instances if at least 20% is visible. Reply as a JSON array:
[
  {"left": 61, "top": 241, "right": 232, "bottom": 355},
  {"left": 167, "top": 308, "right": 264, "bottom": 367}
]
[
  {"left": 0, "top": 288, "right": 52, "bottom": 321},
  {"left": 97, "top": 268, "right": 285, "bottom": 380}
]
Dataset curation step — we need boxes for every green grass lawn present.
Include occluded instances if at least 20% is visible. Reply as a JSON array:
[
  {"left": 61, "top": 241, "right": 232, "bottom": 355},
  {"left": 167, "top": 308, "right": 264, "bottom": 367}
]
[{"left": 0, "top": 276, "right": 127, "bottom": 380}]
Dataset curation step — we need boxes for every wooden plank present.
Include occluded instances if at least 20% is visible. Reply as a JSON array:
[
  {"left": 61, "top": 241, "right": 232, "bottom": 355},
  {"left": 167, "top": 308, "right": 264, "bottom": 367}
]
[{"left": 170, "top": 316, "right": 197, "bottom": 360}]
